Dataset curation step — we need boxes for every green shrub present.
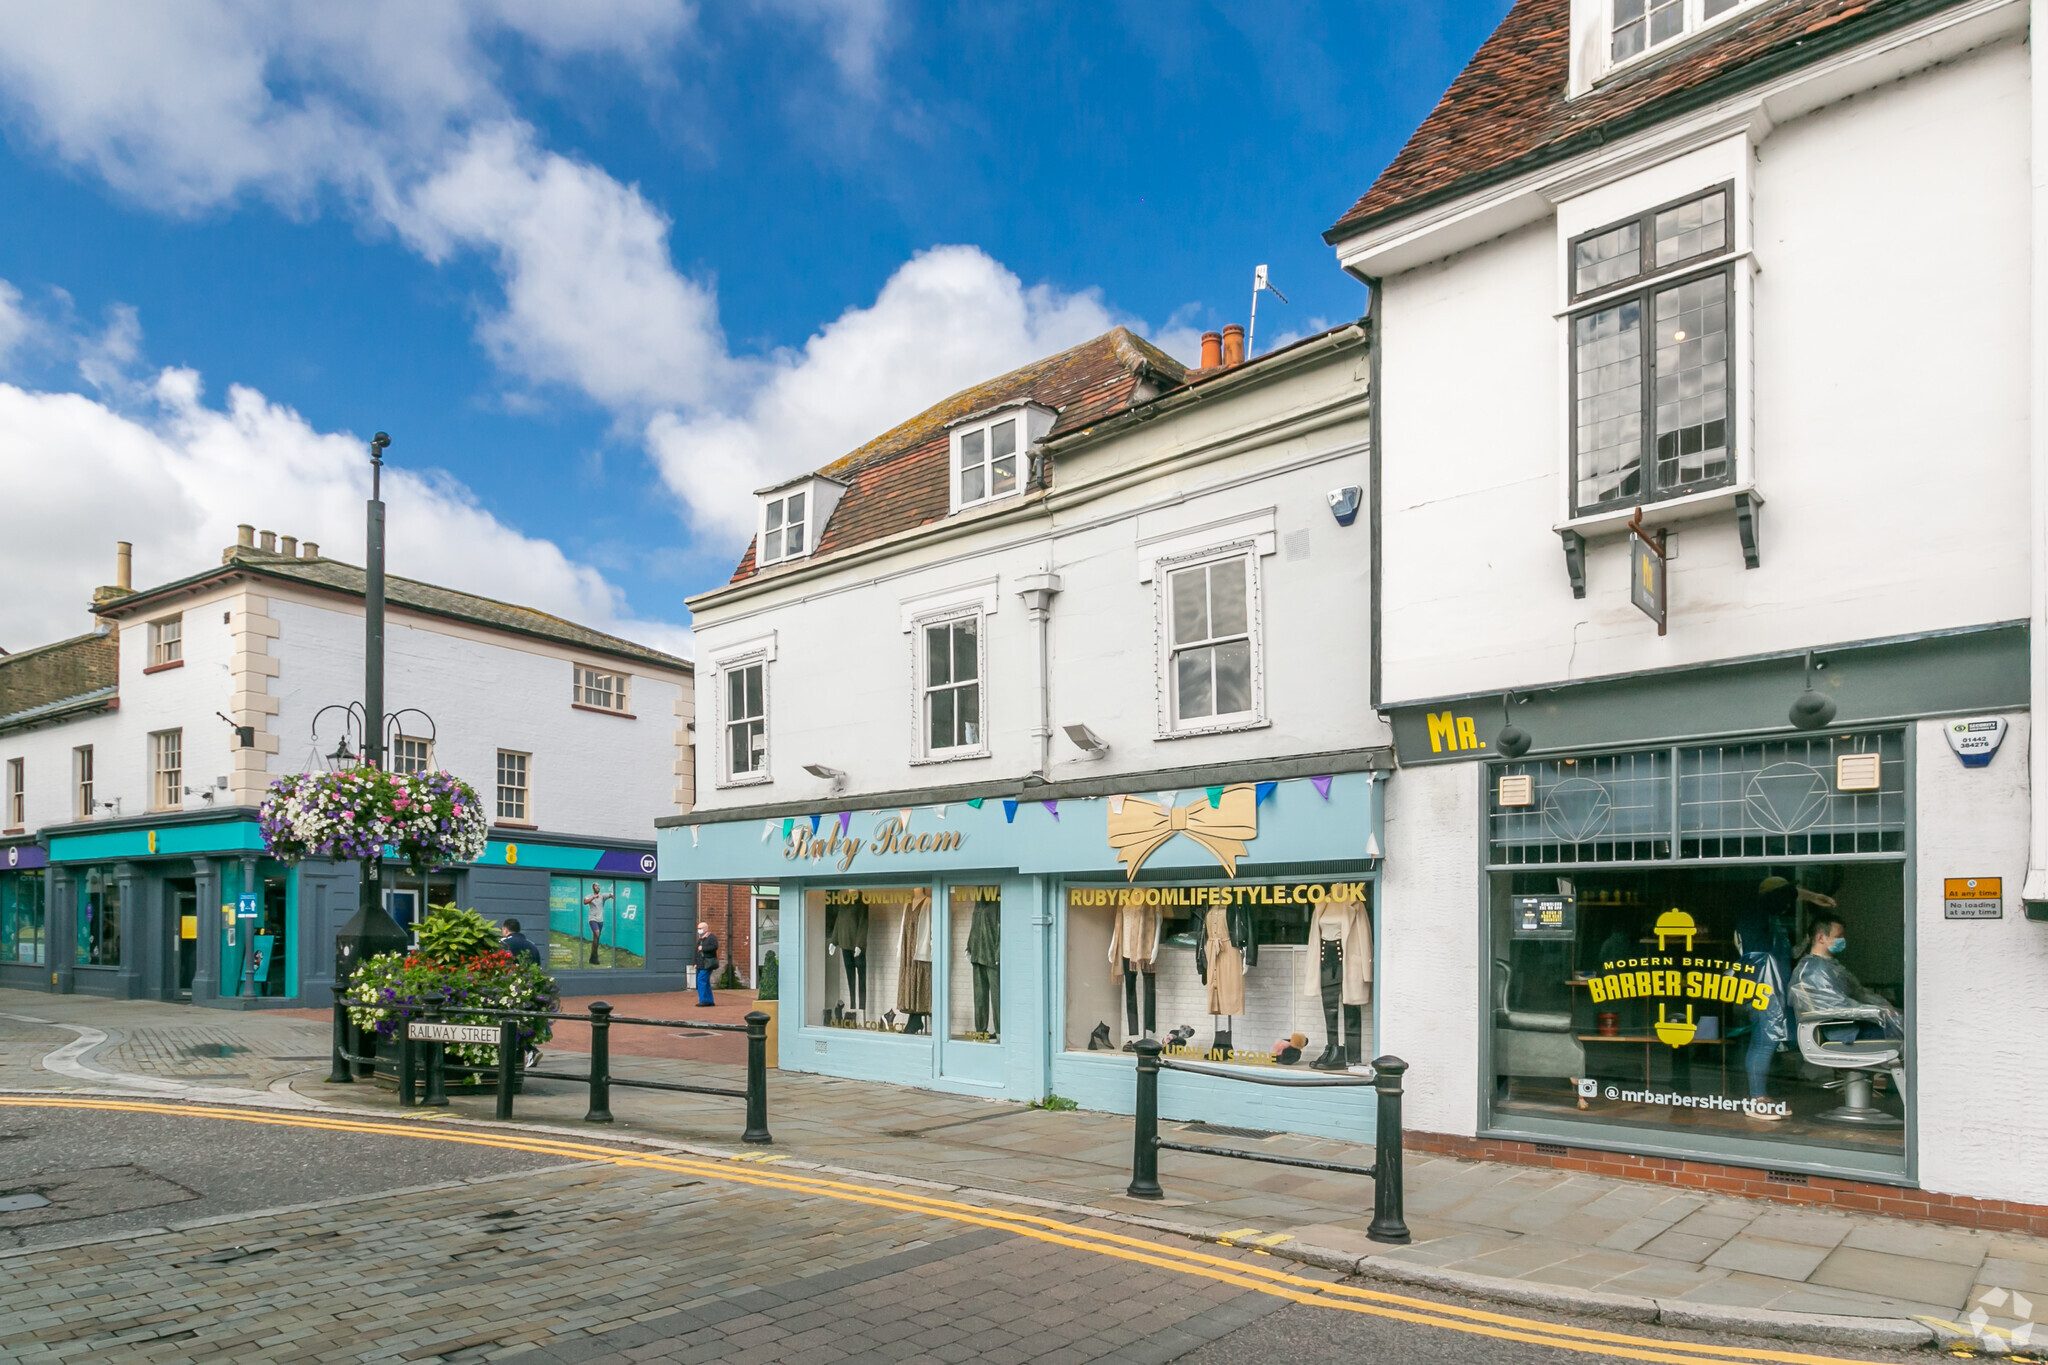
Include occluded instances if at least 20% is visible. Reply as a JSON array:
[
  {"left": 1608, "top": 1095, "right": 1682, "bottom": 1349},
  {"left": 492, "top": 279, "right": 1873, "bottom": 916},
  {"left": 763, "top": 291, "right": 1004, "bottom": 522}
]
[
  {"left": 415, "top": 904, "right": 499, "bottom": 964},
  {"left": 1030, "top": 1093, "right": 1078, "bottom": 1112},
  {"left": 757, "top": 951, "right": 779, "bottom": 1001}
]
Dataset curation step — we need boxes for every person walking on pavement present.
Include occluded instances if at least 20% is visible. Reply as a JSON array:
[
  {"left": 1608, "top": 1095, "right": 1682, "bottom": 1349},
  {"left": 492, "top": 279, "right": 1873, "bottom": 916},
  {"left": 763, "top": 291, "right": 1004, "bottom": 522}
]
[
  {"left": 695, "top": 921, "right": 720, "bottom": 1006},
  {"left": 499, "top": 918, "right": 542, "bottom": 967}
]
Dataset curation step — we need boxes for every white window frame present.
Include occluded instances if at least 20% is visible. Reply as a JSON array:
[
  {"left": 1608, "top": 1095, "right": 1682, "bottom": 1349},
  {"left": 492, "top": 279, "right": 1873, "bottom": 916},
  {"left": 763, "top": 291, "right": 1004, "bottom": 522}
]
[
  {"left": 74, "top": 745, "right": 94, "bottom": 819},
  {"left": 5, "top": 758, "right": 21, "bottom": 828},
  {"left": 573, "top": 663, "right": 631, "bottom": 713},
  {"left": 152, "top": 729, "right": 183, "bottom": 811},
  {"left": 718, "top": 658, "right": 771, "bottom": 787},
  {"left": 949, "top": 412, "right": 1028, "bottom": 514},
  {"left": 757, "top": 489, "right": 810, "bottom": 566},
  {"left": 1602, "top": 0, "right": 1757, "bottom": 80},
  {"left": 392, "top": 735, "right": 434, "bottom": 776},
  {"left": 1154, "top": 543, "right": 1268, "bottom": 740},
  {"left": 909, "top": 607, "right": 990, "bottom": 765},
  {"left": 148, "top": 615, "right": 183, "bottom": 668},
  {"left": 495, "top": 749, "right": 530, "bottom": 823}
]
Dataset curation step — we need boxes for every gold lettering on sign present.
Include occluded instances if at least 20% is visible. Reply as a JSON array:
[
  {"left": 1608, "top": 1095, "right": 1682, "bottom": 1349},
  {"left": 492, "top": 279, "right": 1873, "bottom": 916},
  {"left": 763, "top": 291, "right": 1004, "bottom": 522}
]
[
  {"left": 1426, "top": 710, "right": 1488, "bottom": 755},
  {"left": 784, "top": 818, "right": 964, "bottom": 871}
]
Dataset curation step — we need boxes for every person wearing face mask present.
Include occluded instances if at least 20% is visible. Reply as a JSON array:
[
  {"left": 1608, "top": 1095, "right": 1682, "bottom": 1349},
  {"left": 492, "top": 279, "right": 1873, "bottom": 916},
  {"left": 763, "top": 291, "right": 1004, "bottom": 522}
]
[{"left": 1789, "top": 917, "right": 1902, "bottom": 1042}]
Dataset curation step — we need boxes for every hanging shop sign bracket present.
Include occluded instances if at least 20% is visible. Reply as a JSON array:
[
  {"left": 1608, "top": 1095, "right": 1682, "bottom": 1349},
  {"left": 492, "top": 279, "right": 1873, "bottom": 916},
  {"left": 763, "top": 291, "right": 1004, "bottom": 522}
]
[{"left": 1627, "top": 508, "right": 1667, "bottom": 637}]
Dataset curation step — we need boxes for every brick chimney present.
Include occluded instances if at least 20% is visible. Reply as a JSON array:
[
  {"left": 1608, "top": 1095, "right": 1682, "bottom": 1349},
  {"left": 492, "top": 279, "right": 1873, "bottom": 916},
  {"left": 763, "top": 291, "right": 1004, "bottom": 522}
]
[
  {"left": 1200, "top": 331, "right": 1223, "bottom": 369},
  {"left": 1221, "top": 324, "right": 1245, "bottom": 367}
]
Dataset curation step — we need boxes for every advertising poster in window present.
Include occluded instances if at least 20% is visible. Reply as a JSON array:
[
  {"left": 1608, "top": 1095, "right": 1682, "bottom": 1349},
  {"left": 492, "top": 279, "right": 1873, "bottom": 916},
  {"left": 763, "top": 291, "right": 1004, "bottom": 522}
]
[{"left": 547, "top": 876, "right": 647, "bottom": 969}]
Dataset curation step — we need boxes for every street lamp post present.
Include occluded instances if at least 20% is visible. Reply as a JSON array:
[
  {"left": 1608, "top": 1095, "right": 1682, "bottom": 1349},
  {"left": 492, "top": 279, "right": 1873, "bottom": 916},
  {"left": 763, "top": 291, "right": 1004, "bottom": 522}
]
[{"left": 330, "top": 432, "right": 410, "bottom": 1070}]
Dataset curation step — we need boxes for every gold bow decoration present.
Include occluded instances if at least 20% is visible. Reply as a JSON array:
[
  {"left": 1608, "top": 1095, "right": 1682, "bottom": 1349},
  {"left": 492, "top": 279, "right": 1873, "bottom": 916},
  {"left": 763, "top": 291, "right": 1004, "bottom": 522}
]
[{"left": 1107, "top": 784, "right": 1259, "bottom": 880}]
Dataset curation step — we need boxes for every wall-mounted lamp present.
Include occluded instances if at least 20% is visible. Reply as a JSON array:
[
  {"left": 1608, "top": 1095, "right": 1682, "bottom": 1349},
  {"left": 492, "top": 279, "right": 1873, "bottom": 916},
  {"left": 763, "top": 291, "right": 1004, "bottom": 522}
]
[
  {"left": 802, "top": 763, "right": 847, "bottom": 794},
  {"left": 1495, "top": 693, "right": 1533, "bottom": 759},
  {"left": 1062, "top": 723, "right": 1110, "bottom": 759},
  {"left": 1788, "top": 650, "right": 1836, "bottom": 731},
  {"left": 1326, "top": 486, "right": 1363, "bottom": 527}
]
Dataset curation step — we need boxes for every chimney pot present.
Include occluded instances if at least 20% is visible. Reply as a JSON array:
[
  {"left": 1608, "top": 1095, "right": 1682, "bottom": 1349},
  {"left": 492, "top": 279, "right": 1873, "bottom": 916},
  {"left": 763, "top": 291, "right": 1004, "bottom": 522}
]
[
  {"left": 1200, "top": 331, "right": 1223, "bottom": 369},
  {"left": 280, "top": 535, "right": 297, "bottom": 557},
  {"left": 259, "top": 530, "right": 277, "bottom": 553},
  {"left": 1221, "top": 324, "right": 1245, "bottom": 367},
  {"left": 237, "top": 524, "right": 255, "bottom": 548},
  {"left": 301, "top": 542, "right": 319, "bottom": 559},
  {"left": 115, "top": 541, "right": 132, "bottom": 592}
]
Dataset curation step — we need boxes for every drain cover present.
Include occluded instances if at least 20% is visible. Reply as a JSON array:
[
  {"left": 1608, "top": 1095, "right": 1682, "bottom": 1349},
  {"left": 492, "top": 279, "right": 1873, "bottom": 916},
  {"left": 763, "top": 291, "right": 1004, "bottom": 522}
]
[{"left": 0, "top": 1193, "right": 51, "bottom": 1213}]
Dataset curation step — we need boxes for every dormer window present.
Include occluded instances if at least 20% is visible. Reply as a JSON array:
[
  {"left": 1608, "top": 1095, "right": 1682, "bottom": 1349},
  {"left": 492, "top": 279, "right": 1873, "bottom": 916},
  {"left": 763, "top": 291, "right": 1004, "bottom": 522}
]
[
  {"left": 763, "top": 490, "right": 806, "bottom": 564},
  {"left": 948, "top": 403, "right": 1055, "bottom": 514},
  {"left": 1611, "top": 0, "right": 1749, "bottom": 65},
  {"left": 754, "top": 475, "right": 846, "bottom": 568}
]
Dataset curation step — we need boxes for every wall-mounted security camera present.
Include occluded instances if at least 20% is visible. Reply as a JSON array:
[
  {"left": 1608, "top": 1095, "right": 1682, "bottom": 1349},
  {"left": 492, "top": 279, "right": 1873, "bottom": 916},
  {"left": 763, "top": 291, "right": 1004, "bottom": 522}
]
[
  {"left": 1327, "top": 486, "right": 1363, "bottom": 527},
  {"left": 1062, "top": 723, "right": 1110, "bottom": 759}
]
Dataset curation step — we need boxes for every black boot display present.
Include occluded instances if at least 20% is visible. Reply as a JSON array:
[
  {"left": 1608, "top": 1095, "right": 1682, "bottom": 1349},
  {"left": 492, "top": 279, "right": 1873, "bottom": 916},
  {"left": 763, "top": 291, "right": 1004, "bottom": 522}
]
[
  {"left": 1313, "top": 940, "right": 1349, "bottom": 1069},
  {"left": 1087, "top": 1021, "right": 1112, "bottom": 1050},
  {"left": 1209, "top": 1028, "right": 1233, "bottom": 1059}
]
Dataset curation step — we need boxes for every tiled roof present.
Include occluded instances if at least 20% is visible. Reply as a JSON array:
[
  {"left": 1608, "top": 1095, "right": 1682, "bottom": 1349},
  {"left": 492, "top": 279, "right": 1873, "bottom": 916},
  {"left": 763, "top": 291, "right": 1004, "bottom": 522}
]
[
  {"left": 728, "top": 328, "right": 1187, "bottom": 583},
  {"left": 1327, "top": 0, "right": 1955, "bottom": 241},
  {"left": 0, "top": 632, "right": 118, "bottom": 731},
  {"left": 100, "top": 552, "right": 689, "bottom": 671}
]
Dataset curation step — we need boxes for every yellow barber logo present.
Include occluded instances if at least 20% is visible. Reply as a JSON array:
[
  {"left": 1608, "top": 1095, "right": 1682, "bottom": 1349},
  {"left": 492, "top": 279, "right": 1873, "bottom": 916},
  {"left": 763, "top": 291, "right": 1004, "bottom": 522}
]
[
  {"left": 1106, "top": 785, "right": 1258, "bottom": 880},
  {"left": 1655, "top": 1002, "right": 1697, "bottom": 1048},
  {"left": 1654, "top": 908, "right": 1696, "bottom": 951}
]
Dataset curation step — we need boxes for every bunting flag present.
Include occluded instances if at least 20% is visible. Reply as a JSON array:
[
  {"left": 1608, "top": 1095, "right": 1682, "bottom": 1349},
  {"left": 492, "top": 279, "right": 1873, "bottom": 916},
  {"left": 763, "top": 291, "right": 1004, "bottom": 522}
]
[
  {"left": 782, "top": 817, "right": 794, "bottom": 840},
  {"left": 837, "top": 810, "right": 852, "bottom": 836},
  {"left": 1002, "top": 799, "right": 1019, "bottom": 823},
  {"left": 899, "top": 807, "right": 913, "bottom": 827},
  {"left": 1043, "top": 800, "right": 1059, "bottom": 821},
  {"left": 1255, "top": 781, "right": 1278, "bottom": 807},
  {"left": 967, "top": 797, "right": 986, "bottom": 809},
  {"left": 1108, "top": 794, "right": 1127, "bottom": 814},
  {"left": 934, "top": 805, "right": 948, "bottom": 820},
  {"left": 1161, "top": 791, "right": 1178, "bottom": 809},
  {"left": 808, "top": 814, "right": 822, "bottom": 835},
  {"left": 1311, "top": 775, "right": 1333, "bottom": 800},
  {"left": 761, "top": 820, "right": 776, "bottom": 842},
  {"left": 1365, "top": 831, "right": 1383, "bottom": 859},
  {"left": 1205, "top": 785, "right": 1224, "bottom": 808},
  {"left": 690, "top": 826, "right": 700, "bottom": 848}
]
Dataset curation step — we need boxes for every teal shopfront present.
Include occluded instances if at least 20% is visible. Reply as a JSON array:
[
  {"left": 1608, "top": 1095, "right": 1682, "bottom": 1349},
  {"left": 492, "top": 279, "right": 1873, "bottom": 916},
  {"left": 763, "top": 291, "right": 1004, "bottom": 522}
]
[
  {"left": 13, "top": 814, "right": 693, "bottom": 1007},
  {"left": 656, "top": 758, "right": 1393, "bottom": 1141}
]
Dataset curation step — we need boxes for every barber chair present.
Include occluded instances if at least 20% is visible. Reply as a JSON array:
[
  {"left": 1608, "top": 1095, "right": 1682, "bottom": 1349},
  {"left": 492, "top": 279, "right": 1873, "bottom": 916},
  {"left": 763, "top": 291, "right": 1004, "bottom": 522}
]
[
  {"left": 1794, "top": 1005, "right": 1905, "bottom": 1127},
  {"left": 1493, "top": 960, "right": 1585, "bottom": 1089}
]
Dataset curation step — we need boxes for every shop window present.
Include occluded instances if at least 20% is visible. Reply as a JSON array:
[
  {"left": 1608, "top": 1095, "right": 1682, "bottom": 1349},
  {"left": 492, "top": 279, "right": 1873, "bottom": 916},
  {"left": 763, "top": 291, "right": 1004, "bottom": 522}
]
[
  {"left": 947, "top": 885, "right": 1001, "bottom": 1042},
  {"left": 807, "top": 886, "right": 932, "bottom": 1033},
  {"left": 1063, "top": 881, "right": 1374, "bottom": 1071},
  {"left": 385, "top": 873, "right": 458, "bottom": 939},
  {"left": 73, "top": 745, "right": 93, "bottom": 819},
  {"left": 151, "top": 729, "right": 182, "bottom": 811},
  {"left": 546, "top": 876, "right": 647, "bottom": 969},
  {"left": 495, "top": 750, "right": 529, "bottom": 822},
  {"left": 78, "top": 867, "right": 121, "bottom": 967},
  {"left": 1, "top": 869, "right": 45, "bottom": 965}
]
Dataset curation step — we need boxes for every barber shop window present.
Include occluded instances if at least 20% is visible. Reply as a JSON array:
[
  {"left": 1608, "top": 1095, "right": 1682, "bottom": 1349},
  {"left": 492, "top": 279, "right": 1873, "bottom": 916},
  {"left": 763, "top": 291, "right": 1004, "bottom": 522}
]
[
  {"left": 1486, "top": 733, "right": 1908, "bottom": 1173},
  {"left": 805, "top": 886, "right": 932, "bottom": 1034},
  {"left": 1569, "top": 187, "right": 1734, "bottom": 516},
  {"left": 1062, "top": 881, "right": 1374, "bottom": 1071}
]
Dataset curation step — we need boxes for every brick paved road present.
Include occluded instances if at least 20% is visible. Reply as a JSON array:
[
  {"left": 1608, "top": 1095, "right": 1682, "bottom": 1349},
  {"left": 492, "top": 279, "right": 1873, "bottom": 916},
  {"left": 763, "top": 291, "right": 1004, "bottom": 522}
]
[{"left": 0, "top": 1099, "right": 1932, "bottom": 1365}]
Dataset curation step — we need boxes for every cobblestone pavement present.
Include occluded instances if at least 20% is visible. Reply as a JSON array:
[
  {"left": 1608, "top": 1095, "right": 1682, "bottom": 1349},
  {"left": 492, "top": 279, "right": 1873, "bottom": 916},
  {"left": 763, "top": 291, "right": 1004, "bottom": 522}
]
[{"left": 6, "top": 988, "right": 2045, "bottom": 1355}]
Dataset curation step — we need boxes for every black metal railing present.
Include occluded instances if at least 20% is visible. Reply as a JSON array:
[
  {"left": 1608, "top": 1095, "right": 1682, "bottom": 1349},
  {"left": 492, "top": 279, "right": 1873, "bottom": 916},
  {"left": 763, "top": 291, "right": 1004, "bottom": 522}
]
[
  {"left": 329, "top": 987, "right": 771, "bottom": 1144},
  {"left": 1125, "top": 1037, "right": 1408, "bottom": 1244}
]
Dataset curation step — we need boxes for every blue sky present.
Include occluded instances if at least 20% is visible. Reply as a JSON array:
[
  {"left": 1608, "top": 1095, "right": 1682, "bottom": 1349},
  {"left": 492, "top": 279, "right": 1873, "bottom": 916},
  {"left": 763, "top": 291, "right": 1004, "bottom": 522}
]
[{"left": 0, "top": 2, "right": 1510, "bottom": 654}]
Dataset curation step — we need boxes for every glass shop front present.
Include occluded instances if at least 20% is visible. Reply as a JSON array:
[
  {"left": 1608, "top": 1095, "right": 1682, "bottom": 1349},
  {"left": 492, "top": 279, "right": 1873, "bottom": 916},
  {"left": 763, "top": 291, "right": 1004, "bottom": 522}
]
[
  {"left": 806, "top": 883, "right": 1005, "bottom": 1043},
  {"left": 1485, "top": 731, "right": 1910, "bottom": 1177}
]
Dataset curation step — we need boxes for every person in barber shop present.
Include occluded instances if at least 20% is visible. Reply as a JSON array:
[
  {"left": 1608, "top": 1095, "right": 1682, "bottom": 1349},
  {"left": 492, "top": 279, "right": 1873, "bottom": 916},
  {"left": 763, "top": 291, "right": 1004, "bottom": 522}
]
[{"left": 1789, "top": 916, "right": 1903, "bottom": 1041}]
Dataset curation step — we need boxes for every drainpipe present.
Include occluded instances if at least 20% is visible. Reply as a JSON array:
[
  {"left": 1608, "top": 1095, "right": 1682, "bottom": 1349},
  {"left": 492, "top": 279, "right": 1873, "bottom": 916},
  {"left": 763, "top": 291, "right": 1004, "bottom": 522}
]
[
  {"left": 2027, "top": 0, "right": 2048, "bottom": 913},
  {"left": 1017, "top": 573, "right": 1063, "bottom": 781}
]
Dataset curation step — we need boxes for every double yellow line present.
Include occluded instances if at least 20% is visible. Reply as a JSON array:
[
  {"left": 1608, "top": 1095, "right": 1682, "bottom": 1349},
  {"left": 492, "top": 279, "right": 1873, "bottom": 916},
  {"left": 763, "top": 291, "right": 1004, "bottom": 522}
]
[{"left": 1, "top": 1097, "right": 1890, "bottom": 1365}]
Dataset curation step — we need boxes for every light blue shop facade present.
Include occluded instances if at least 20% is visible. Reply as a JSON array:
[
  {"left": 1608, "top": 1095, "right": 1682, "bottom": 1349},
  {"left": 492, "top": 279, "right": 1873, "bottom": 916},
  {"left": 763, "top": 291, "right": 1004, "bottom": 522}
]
[
  {"left": 0, "top": 809, "right": 696, "bottom": 1007},
  {"left": 658, "top": 754, "right": 1393, "bottom": 1141}
]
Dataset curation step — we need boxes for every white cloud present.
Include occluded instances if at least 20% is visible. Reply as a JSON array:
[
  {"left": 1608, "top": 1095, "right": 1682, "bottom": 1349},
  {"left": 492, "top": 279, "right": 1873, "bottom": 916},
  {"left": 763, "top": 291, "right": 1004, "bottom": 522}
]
[
  {"left": 0, "top": 280, "right": 28, "bottom": 363},
  {"left": 647, "top": 245, "right": 1120, "bottom": 540},
  {"left": 0, "top": 356, "right": 691, "bottom": 658}
]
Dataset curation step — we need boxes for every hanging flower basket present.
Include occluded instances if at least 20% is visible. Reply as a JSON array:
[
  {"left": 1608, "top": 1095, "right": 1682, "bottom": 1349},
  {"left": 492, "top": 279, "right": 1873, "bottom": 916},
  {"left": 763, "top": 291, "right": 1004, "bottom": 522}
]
[{"left": 260, "top": 767, "right": 489, "bottom": 868}]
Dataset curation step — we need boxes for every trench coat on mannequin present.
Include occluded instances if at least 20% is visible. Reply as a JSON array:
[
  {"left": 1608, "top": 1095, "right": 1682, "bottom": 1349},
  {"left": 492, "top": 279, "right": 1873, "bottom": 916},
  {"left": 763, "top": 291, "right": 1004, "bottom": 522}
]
[
  {"left": 1106, "top": 902, "right": 1161, "bottom": 980},
  {"left": 896, "top": 889, "right": 933, "bottom": 1014},
  {"left": 1301, "top": 901, "right": 1372, "bottom": 1006}
]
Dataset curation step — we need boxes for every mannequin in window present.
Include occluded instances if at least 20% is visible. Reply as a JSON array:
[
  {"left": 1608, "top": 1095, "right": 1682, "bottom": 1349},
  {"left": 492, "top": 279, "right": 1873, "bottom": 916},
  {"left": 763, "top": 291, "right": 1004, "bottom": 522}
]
[
  {"left": 896, "top": 888, "right": 933, "bottom": 1034},
  {"left": 1195, "top": 897, "right": 1258, "bottom": 1057},
  {"left": 1107, "top": 898, "right": 1161, "bottom": 1050},
  {"left": 826, "top": 895, "right": 869, "bottom": 1022},
  {"left": 1302, "top": 896, "right": 1372, "bottom": 1070},
  {"left": 966, "top": 890, "right": 999, "bottom": 1038}
]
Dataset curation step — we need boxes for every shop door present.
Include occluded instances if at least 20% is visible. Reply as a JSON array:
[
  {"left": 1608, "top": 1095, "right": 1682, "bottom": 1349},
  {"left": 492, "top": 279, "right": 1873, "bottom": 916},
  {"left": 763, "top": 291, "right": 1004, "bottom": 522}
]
[
  {"left": 166, "top": 878, "right": 198, "bottom": 998},
  {"left": 939, "top": 881, "right": 1006, "bottom": 1088}
]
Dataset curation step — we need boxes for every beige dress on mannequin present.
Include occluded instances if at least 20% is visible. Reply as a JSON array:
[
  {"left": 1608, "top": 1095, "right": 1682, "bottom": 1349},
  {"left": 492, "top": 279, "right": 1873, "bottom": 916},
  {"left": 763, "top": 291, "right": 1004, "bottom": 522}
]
[
  {"left": 1202, "top": 906, "right": 1246, "bottom": 1015},
  {"left": 896, "top": 888, "right": 933, "bottom": 1013}
]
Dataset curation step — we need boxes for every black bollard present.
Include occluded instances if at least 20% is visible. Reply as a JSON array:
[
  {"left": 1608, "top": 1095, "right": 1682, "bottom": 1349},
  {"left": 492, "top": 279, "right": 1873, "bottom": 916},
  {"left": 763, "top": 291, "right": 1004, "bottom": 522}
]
[
  {"left": 328, "top": 987, "right": 353, "bottom": 1085},
  {"left": 1126, "top": 1038, "right": 1164, "bottom": 1199},
  {"left": 496, "top": 1017, "right": 518, "bottom": 1121},
  {"left": 1368, "top": 1055, "right": 1410, "bottom": 1244},
  {"left": 585, "top": 1001, "right": 613, "bottom": 1123},
  {"left": 422, "top": 989, "right": 449, "bottom": 1108},
  {"left": 742, "top": 1010, "right": 772, "bottom": 1144}
]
